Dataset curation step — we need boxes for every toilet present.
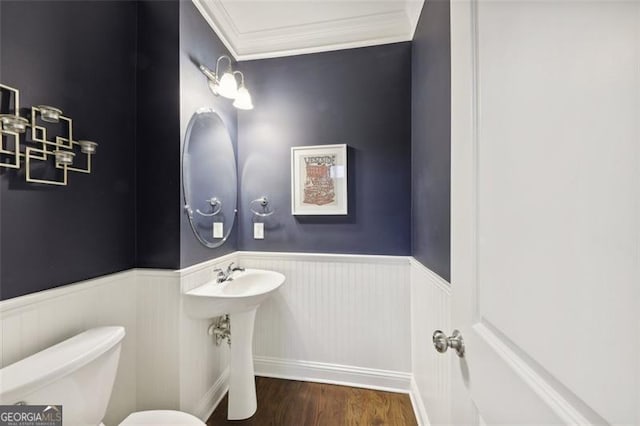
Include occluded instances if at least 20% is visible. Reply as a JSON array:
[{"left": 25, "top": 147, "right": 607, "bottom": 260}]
[{"left": 0, "top": 326, "right": 204, "bottom": 426}]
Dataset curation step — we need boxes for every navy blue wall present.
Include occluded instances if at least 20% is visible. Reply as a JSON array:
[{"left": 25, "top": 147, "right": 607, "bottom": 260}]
[
  {"left": 0, "top": 1, "right": 137, "bottom": 299},
  {"left": 136, "top": 0, "right": 240, "bottom": 269},
  {"left": 411, "top": 0, "right": 451, "bottom": 281},
  {"left": 0, "top": 0, "right": 450, "bottom": 300},
  {"left": 136, "top": 0, "right": 181, "bottom": 269},
  {"left": 179, "top": 1, "right": 238, "bottom": 268},
  {"left": 238, "top": 44, "right": 412, "bottom": 255},
  {"left": 0, "top": 0, "right": 240, "bottom": 300}
]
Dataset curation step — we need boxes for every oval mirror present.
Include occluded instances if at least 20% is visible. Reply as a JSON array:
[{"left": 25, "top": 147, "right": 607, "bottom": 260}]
[{"left": 183, "top": 108, "right": 237, "bottom": 248}]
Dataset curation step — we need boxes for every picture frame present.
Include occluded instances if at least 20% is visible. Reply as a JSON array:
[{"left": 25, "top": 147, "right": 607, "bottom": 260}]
[{"left": 291, "top": 144, "right": 348, "bottom": 215}]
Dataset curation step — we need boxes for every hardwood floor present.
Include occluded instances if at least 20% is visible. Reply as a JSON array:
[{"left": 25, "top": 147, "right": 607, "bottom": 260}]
[{"left": 207, "top": 377, "right": 417, "bottom": 426}]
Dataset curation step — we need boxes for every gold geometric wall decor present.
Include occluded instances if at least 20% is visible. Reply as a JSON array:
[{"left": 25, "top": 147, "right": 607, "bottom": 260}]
[{"left": 0, "top": 83, "right": 98, "bottom": 186}]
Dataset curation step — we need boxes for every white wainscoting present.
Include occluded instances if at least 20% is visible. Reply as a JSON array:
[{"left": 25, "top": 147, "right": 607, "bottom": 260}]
[
  {"left": 0, "top": 253, "right": 239, "bottom": 425},
  {"left": 135, "top": 252, "right": 237, "bottom": 420},
  {"left": 239, "top": 251, "right": 413, "bottom": 392},
  {"left": 410, "top": 258, "right": 452, "bottom": 426},
  {"left": 0, "top": 271, "right": 138, "bottom": 426},
  {"left": 135, "top": 269, "right": 181, "bottom": 412},
  {"left": 0, "top": 251, "right": 449, "bottom": 426},
  {"left": 176, "top": 252, "right": 237, "bottom": 420}
]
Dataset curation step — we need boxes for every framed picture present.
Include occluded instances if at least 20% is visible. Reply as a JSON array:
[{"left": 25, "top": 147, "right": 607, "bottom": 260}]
[{"left": 291, "top": 144, "right": 348, "bottom": 215}]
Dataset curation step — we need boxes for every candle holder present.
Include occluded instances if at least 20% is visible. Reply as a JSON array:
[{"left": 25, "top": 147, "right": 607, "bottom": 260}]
[{"left": 0, "top": 83, "right": 98, "bottom": 186}]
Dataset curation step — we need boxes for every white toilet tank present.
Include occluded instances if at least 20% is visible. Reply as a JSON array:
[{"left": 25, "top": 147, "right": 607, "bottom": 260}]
[{"left": 0, "top": 326, "right": 125, "bottom": 426}]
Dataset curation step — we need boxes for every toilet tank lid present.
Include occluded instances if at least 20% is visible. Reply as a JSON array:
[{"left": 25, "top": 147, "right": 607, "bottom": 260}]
[{"left": 0, "top": 326, "right": 125, "bottom": 403}]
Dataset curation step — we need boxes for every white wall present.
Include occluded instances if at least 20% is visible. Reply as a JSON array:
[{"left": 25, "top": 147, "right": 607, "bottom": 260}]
[
  {"left": 0, "top": 271, "right": 137, "bottom": 426},
  {"left": 0, "top": 253, "right": 238, "bottom": 425},
  {"left": 135, "top": 253, "right": 238, "bottom": 419},
  {"left": 0, "top": 252, "right": 450, "bottom": 425},
  {"left": 177, "top": 255, "right": 235, "bottom": 418},
  {"left": 410, "top": 259, "right": 452, "bottom": 426},
  {"left": 241, "top": 252, "right": 413, "bottom": 391},
  {"left": 135, "top": 270, "right": 181, "bottom": 411}
]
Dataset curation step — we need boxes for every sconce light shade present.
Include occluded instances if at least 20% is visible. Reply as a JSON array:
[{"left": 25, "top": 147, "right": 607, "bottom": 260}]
[
  {"left": 233, "top": 86, "right": 254, "bottom": 110},
  {"left": 200, "top": 56, "right": 254, "bottom": 109},
  {"left": 217, "top": 72, "right": 238, "bottom": 99}
]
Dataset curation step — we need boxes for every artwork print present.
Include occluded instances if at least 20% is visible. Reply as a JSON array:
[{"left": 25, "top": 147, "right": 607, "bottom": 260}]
[
  {"left": 291, "top": 144, "right": 347, "bottom": 215},
  {"left": 303, "top": 153, "right": 336, "bottom": 206}
]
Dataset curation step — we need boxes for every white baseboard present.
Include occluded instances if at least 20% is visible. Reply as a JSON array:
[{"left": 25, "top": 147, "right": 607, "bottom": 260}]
[
  {"left": 410, "top": 377, "right": 431, "bottom": 426},
  {"left": 254, "top": 356, "right": 411, "bottom": 394},
  {"left": 192, "top": 367, "right": 229, "bottom": 421}
]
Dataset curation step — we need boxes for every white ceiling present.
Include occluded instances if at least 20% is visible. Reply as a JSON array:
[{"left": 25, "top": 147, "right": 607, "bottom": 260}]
[{"left": 192, "top": 0, "right": 425, "bottom": 61}]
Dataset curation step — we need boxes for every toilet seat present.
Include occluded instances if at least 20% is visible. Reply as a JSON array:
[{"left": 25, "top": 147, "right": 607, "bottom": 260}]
[{"left": 119, "top": 410, "right": 205, "bottom": 425}]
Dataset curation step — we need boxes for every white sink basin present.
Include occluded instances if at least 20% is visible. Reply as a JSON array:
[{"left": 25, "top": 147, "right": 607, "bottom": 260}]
[
  {"left": 184, "top": 268, "right": 285, "bottom": 319},
  {"left": 182, "top": 267, "right": 285, "bottom": 420}
]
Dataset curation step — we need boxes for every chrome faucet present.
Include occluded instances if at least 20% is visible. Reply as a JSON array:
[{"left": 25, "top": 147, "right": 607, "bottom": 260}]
[{"left": 214, "top": 262, "right": 245, "bottom": 283}]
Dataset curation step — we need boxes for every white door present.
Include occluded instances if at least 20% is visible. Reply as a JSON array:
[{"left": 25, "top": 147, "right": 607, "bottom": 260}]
[{"left": 449, "top": 0, "right": 640, "bottom": 424}]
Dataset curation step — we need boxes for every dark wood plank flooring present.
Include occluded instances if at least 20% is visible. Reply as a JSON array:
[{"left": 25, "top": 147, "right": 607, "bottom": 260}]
[{"left": 207, "top": 377, "right": 417, "bottom": 426}]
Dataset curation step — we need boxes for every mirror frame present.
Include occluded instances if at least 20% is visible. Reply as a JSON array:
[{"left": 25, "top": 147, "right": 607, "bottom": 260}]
[{"left": 182, "top": 107, "right": 237, "bottom": 248}]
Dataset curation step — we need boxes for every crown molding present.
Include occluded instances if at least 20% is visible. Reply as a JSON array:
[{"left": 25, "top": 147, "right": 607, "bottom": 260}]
[
  {"left": 232, "top": 10, "right": 411, "bottom": 60},
  {"left": 192, "top": 0, "right": 240, "bottom": 60},
  {"left": 193, "top": 0, "right": 425, "bottom": 62},
  {"left": 407, "top": 0, "right": 426, "bottom": 39}
]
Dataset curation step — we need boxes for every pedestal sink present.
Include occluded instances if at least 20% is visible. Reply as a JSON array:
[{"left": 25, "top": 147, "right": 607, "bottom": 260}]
[{"left": 183, "top": 269, "right": 285, "bottom": 420}]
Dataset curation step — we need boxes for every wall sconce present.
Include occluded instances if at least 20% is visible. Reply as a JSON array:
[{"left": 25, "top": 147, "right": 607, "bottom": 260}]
[
  {"left": 199, "top": 55, "right": 253, "bottom": 110},
  {"left": 232, "top": 71, "right": 254, "bottom": 111},
  {"left": 0, "top": 83, "right": 98, "bottom": 186}
]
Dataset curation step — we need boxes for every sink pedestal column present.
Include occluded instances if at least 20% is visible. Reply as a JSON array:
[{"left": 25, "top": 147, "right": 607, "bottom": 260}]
[{"left": 227, "top": 307, "right": 258, "bottom": 420}]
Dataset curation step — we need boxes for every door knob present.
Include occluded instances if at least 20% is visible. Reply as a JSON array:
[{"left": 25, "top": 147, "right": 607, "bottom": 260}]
[{"left": 433, "top": 329, "right": 465, "bottom": 357}]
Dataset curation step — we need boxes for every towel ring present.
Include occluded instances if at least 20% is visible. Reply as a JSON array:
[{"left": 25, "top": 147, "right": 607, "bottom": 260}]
[
  {"left": 196, "top": 197, "right": 222, "bottom": 217},
  {"left": 250, "top": 196, "right": 274, "bottom": 217}
]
